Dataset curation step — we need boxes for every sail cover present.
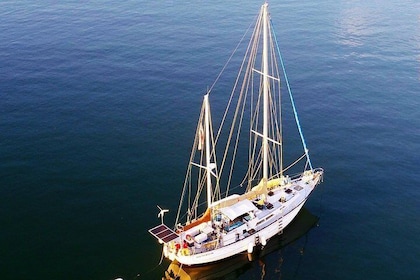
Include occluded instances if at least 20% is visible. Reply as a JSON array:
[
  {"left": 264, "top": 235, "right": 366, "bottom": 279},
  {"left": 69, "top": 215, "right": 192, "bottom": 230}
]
[
  {"left": 149, "top": 224, "right": 179, "bottom": 243},
  {"left": 219, "top": 200, "right": 257, "bottom": 221}
]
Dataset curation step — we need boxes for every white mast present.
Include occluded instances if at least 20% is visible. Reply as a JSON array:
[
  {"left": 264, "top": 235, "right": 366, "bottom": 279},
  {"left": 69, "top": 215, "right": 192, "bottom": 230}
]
[
  {"left": 262, "top": 3, "right": 269, "bottom": 186},
  {"left": 204, "top": 94, "right": 212, "bottom": 208}
]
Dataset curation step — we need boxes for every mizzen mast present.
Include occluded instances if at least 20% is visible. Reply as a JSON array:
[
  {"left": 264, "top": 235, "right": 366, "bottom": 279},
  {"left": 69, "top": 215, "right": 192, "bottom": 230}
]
[{"left": 204, "top": 94, "right": 212, "bottom": 208}]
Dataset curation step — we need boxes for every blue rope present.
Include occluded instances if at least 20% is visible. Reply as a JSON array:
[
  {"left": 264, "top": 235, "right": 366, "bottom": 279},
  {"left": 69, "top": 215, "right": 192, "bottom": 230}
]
[{"left": 270, "top": 20, "right": 313, "bottom": 170}]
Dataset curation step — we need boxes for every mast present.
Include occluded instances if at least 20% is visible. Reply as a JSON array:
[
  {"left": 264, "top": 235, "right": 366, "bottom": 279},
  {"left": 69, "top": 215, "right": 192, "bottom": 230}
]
[
  {"left": 204, "top": 94, "right": 212, "bottom": 208},
  {"left": 262, "top": 3, "right": 269, "bottom": 186}
]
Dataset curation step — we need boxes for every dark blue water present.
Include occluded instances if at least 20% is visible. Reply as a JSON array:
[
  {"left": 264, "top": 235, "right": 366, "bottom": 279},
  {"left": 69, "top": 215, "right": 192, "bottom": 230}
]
[{"left": 1, "top": 1, "right": 419, "bottom": 279}]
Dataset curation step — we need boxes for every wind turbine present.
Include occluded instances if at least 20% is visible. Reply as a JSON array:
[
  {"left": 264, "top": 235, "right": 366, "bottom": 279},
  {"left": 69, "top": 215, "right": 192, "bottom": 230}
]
[{"left": 157, "top": 205, "right": 169, "bottom": 224}]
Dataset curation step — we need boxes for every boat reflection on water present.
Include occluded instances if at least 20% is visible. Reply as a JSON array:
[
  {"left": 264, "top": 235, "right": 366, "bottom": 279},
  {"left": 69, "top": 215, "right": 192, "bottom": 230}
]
[{"left": 163, "top": 208, "right": 319, "bottom": 280}]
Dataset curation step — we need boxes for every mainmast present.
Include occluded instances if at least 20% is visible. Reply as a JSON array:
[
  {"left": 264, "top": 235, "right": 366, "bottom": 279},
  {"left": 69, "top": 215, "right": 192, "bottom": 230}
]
[
  {"left": 262, "top": 3, "right": 269, "bottom": 187},
  {"left": 204, "top": 94, "right": 212, "bottom": 208}
]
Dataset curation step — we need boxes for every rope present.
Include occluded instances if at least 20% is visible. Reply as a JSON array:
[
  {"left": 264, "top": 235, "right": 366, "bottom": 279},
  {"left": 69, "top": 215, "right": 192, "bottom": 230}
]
[
  {"left": 208, "top": 13, "right": 258, "bottom": 95},
  {"left": 282, "top": 153, "right": 306, "bottom": 173},
  {"left": 270, "top": 19, "right": 313, "bottom": 170},
  {"left": 134, "top": 250, "right": 165, "bottom": 279}
]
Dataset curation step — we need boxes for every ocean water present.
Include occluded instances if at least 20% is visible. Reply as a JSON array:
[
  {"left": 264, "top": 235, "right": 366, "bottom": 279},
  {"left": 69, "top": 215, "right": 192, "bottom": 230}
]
[{"left": 1, "top": 0, "right": 419, "bottom": 279}]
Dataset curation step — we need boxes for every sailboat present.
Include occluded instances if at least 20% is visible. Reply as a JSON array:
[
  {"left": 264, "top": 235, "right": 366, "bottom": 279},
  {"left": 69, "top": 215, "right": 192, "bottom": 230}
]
[{"left": 149, "top": 2, "right": 323, "bottom": 266}]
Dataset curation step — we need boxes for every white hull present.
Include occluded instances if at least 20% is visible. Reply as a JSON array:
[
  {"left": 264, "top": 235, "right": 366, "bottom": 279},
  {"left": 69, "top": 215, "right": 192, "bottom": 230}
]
[
  {"left": 175, "top": 202, "right": 306, "bottom": 266},
  {"left": 162, "top": 170, "right": 322, "bottom": 266}
]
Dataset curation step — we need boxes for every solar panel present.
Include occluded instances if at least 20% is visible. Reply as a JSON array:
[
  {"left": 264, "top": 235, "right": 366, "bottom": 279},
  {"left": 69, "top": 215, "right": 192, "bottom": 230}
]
[{"left": 148, "top": 224, "right": 179, "bottom": 243}]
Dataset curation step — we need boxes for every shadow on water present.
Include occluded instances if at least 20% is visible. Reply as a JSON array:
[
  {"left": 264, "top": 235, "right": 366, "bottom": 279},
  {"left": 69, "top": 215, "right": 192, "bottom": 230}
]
[{"left": 162, "top": 208, "right": 319, "bottom": 280}]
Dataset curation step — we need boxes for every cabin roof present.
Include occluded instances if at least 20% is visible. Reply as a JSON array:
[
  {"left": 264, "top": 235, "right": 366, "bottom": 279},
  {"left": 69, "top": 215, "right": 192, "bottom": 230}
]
[{"left": 219, "top": 199, "right": 257, "bottom": 220}]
